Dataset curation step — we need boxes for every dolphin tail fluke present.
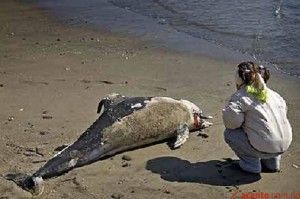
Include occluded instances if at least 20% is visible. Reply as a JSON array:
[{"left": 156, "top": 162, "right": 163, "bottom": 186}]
[{"left": 4, "top": 173, "right": 44, "bottom": 196}]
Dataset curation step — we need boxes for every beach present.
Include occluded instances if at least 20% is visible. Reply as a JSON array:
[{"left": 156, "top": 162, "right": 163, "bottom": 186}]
[{"left": 0, "top": 1, "right": 299, "bottom": 198}]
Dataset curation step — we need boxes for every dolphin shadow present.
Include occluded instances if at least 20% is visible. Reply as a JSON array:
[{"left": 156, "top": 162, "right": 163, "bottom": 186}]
[{"left": 146, "top": 156, "right": 261, "bottom": 186}]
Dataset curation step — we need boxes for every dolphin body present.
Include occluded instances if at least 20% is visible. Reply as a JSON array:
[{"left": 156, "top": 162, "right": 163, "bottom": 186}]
[{"left": 5, "top": 94, "right": 212, "bottom": 195}]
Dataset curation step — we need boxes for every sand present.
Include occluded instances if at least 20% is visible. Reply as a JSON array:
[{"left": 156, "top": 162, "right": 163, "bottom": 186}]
[{"left": 0, "top": 1, "right": 299, "bottom": 198}]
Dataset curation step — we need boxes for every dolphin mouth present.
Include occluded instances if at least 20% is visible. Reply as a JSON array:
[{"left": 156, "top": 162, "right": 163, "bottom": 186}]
[
  {"left": 199, "top": 114, "right": 213, "bottom": 129},
  {"left": 201, "top": 120, "right": 213, "bottom": 129}
]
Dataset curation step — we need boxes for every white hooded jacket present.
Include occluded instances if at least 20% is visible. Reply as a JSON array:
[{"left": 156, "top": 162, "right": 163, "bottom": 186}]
[{"left": 222, "top": 87, "right": 292, "bottom": 153}]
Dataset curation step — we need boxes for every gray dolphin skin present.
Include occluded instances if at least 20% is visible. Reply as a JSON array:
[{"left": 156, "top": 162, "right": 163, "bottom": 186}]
[{"left": 5, "top": 93, "right": 212, "bottom": 195}]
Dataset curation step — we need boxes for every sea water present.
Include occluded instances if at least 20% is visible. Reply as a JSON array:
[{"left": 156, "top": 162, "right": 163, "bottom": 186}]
[{"left": 38, "top": 0, "right": 300, "bottom": 77}]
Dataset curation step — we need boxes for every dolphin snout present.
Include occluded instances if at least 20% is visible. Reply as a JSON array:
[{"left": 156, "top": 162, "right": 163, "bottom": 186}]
[{"left": 201, "top": 120, "right": 213, "bottom": 129}]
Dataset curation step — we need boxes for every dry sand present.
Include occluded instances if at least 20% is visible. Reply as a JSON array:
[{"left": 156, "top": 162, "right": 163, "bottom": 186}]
[{"left": 0, "top": 1, "right": 299, "bottom": 198}]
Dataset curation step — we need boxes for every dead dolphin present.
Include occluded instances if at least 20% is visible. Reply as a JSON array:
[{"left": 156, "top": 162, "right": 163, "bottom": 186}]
[{"left": 5, "top": 93, "right": 212, "bottom": 195}]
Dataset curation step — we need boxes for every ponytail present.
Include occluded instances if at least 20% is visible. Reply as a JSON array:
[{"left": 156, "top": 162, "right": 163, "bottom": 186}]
[{"left": 237, "top": 62, "right": 270, "bottom": 103}]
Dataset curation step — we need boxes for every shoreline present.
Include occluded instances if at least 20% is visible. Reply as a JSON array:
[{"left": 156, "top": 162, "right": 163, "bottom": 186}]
[
  {"left": 0, "top": 1, "right": 299, "bottom": 198},
  {"left": 36, "top": 0, "right": 300, "bottom": 79}
]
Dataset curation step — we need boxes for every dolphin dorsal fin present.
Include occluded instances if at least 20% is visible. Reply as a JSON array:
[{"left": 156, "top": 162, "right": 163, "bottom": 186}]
[
  {"left": 97, "top": 98, "right": 111, "bottom": 115},
  {"left": 97, "top": 93, "right": 128, "bottom": 115}
]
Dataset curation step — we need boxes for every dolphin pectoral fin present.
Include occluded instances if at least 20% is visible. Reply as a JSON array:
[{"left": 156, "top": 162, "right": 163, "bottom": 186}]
[
  {"left": 97, "top": 93, "right": 128, "bottom": 115},
  {"left": 4, "top": 173, "right": 44, "bottom": 196},
  {"left": 97, "top": 98, "right": 110, "bottom": 115},
  {"left": 173, "top": 123, "right": 189, "bottom": 149}
]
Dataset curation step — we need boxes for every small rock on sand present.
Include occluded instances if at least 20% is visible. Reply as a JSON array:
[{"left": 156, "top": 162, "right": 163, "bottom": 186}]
[
  {"left": 39, "top": 131, "right": 50, "bottom": 135},
  {"left": 292, "top": 164, "right": 299, "bottom": 169},
  {"left": 42, "top": 115, "right": 53, "bottom": 119},
  {"left": 8, "top": 116, "right": 14, "bottom": 121},
  {"left": 27, "top": 122, "right": 34, "bottom": 128},
  {"left": 42, "top": 111, "right": 53, "bottom": 119},
  {"left": 198, "top": 133, "right": 209, "bottom": 138},
  {"left": 42, "top": 110, "right": 48, "bottom": 114},
  {"left": 111, "top": 193, "right": 123, "bottom": 199},
  {"left": 122, "top": 154, "right": 132, "bottom": 161},
  {"left": 121, "top": 162, "right": 130, "bottom": 167},
  {"left": 226, "top": 82, "right": 232, "bottom": 86}
]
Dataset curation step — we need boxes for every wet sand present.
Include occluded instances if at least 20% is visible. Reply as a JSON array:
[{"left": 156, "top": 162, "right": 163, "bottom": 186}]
[{"left": 0, "top": 1, "right": 299, "bottom": 198}]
